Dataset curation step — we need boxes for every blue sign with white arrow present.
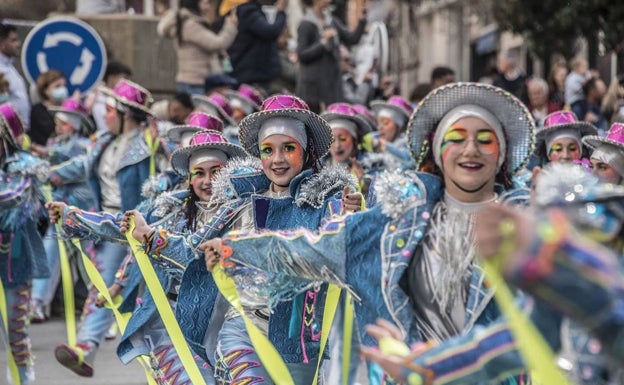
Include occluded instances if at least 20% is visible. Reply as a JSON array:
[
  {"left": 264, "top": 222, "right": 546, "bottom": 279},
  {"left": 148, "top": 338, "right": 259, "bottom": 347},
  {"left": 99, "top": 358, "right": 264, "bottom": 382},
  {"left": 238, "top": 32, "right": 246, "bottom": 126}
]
[{"left": 21, "top": 17, "right": 107, "bottom": 95}]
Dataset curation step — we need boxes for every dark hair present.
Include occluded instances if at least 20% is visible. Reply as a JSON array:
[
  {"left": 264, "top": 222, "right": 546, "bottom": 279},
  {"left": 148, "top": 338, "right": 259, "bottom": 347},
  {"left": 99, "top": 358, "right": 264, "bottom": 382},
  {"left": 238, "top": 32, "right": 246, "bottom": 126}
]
[
  {"left": 430, "top": 66, "right": 455, "bottom": 83},
  {"left": 0, "top": 23, "right": 17, "bottom": 40},
  {"left": 177, "top": 0, "right": 202, "bottom": 45},
  {"left": 409, "top": 83, "right": 431, "bottom": 104},
  {"left": 582, "top": 77, "right": 600, "bottom": 96},
  {"left": 104, "top": 61, "right": 132, "bottom": 81},
  {"left": 173, "top": 92, "right": 195, "bottom": 110}
]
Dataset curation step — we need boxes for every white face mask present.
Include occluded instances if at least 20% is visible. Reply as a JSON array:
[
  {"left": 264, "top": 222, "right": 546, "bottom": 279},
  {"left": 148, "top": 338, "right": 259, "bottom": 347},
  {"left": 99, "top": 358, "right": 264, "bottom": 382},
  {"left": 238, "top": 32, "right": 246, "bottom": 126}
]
[
  {"left": 50, "top": 86, "right": 69, "bottom": 103},
  {"left": 0, "top": 92, "right": 9, "bottom": 104}
]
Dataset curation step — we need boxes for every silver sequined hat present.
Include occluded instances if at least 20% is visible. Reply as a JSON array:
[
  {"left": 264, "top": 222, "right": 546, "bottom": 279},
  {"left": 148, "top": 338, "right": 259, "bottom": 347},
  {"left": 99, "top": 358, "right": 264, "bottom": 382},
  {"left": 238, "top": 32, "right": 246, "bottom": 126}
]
[{"left": 407, "top": 82, "right": 535, "bottom": 175}]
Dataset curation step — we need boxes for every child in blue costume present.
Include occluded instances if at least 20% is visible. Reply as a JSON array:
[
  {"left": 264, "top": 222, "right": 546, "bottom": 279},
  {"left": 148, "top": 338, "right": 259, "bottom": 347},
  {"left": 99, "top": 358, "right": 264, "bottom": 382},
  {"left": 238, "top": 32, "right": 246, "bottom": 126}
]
[
  {"left": 139, "top": 94, "right": 363, "bottom": 384},
  {"left": 368, "top": 95, "right": 415, "bottom": 168},
  {"left": 360, "top": 162, "right": 624, "bottom": 385},
  {"left": 0, "top": 103, "right": 49, "bottom": 385},
  {"left": 30, "top": 98, "right": 98, "bottom": 323},
  {"left": 49, "top": 129, "right": 249, "bottom": 385},
  {"left": 48, "top": 79, "right": 166, "bottom": 377},
  {"left": 202, "top": 83, "right": 536, "bottom": 384}
]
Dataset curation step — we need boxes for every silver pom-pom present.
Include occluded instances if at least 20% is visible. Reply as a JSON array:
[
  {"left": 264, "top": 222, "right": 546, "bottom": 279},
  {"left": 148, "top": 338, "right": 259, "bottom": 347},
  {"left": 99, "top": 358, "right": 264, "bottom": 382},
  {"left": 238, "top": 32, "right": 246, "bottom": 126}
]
[
  {"left": 209, "top": 157, "right": 264, "bottom": 206},
  {"left": 295, "top": 166, "right": 358, "bottom": 208},
  {"left": 374, "top": 170, "right": 427, "bottom": 219}
]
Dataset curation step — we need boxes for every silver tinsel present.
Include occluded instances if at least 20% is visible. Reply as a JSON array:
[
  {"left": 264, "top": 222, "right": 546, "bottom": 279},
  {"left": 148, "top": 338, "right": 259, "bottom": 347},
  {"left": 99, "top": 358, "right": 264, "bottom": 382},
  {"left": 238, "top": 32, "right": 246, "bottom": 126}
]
[
  {"left": 295, "top": 165, "right": 357, "bottom": 208},
  {"left": 374, "top": 170, "right": 427, "bottom": 220},
  {"left": 209, "top": 157, "right": 264, "bottom": 206}
]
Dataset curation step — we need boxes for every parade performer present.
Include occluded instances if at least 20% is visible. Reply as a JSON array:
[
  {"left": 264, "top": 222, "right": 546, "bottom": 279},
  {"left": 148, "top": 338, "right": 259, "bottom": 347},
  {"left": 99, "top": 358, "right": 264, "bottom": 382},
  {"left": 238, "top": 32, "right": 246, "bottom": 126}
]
[
  {"left": 202, "top": 83, "right": 536, "bottom": 384},
  {"left": 30, "top": 98, "right": 98, "bottom": 323},
  {"left": 0, "top": 103, "right": 49, "bottom": 385},
  {"left": 360, "top": 163, "right": 624, "bottom": 385},
  {"left": 583, "top": 122, "right": 624, "bottom": 184},
  {"left": 533, "top": 110, "right": 597, "bottom": 165},
  {"left": 138, "top": 94, "right": 363, "bottom": 384},
  {"left": 368, "top": 95, "right": 415, "bottom": 168},
  {"left": 49, "top": 127, "right": 248, "bottom": 385},
  {"left": 50, "top": 79, "right": 162, "bottom": 377}
]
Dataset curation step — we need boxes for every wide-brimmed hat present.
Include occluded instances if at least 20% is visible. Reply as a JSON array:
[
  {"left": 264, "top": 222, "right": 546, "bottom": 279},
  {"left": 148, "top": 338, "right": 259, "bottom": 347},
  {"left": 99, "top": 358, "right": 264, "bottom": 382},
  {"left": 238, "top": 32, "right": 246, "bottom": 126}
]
[
  {"left": 192, "top": 92, "right": 236, "bottom": 126},
  {"left": 370, "top": 95, "right": 414, "bottom": 127},
  {"left": 535, "top": 111, "right": 597, "bottom": 154},
  {"left": 106, "top": 79, "right": 153, "bottom": 115},
  {"left": 321, "top": 103, "right": 371, "bottom": 139},
  {"left": 407, "top": 82, "right": 535, "bottom": 174},
  {"left": 167, "top": 112, "right": 224, "bottom": 145},
  {"left": 351, "top": 103, "right": 378, "bottom": 132},
  {"left": 226, "top": 84, "right": 263, "bottom": 115},
  {"left": 204, "top": 73, "right": 238, "bottom": 92},
  {"left": 583, "top": 122, "right": 624, "bottom": 151},
  {"left": 238, "top": 94, "right": 333, "bottom": 159},
  {"left": 170, "top": 131, "right": 248, "bottom": 176},
  {"left": 0, "top": 103, "right": 25, "bottom": 148},
  {"left": 49, "top": 98, "right": 95, "bottom": 136}
]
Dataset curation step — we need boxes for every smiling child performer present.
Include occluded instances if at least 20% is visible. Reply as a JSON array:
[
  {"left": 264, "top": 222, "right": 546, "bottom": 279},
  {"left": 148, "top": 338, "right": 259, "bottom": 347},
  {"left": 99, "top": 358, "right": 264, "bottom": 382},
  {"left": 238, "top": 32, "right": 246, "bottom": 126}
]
[{"left": 202, "top": 82, "right": 536, "bottom": 384}]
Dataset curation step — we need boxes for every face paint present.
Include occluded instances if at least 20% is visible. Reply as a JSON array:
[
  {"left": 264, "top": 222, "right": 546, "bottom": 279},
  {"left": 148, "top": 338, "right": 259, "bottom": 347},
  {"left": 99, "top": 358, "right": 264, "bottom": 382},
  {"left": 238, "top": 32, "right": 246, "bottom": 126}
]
[
  {"left": 329, "top": 128, "right": 355, "bottom": 163},
  {"left": 589, "top": 158, "right": 623, "bottom": 184},
  {"left": 377, "top": 116, "right": 398, "bottom": 142},
  {"left": 440, "top": 117, "right": 500, "bottom": 203},
  {"left": 548, "top": 138, "right": 581, "bottom": 162},
  {"left": 189, "top": 161, "right": 224, "bottom": 201},
  {"left": 440, "top": 126, "right": 500, "bottom": 165},
  {"left": 259, "top": 134, "right": 305, "bottom": 192}
]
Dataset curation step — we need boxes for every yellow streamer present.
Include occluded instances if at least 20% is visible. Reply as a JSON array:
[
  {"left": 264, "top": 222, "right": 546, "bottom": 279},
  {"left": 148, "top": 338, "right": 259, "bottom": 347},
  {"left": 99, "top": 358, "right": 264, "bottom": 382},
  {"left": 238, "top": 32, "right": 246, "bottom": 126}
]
[
  {"left": 342, "top": 292, "right": 355, "bottom": 385},
  {"left": 481, "top": 258, "right": 570, "bottom": 385},
  {"left": 144, "top": 129, "right": 160, "bottom": 177},
  {"left": 125, "top": 217, "right": 206, "bottom": 385},
  {"left": 212, "top": 263, "right": 341, "bottom": 385},
  {"left": 0, "top": 278, "right": 21, "bottom": 385},
  {"left": 42, "top": 186, "right": 77, "bottom": 347}
]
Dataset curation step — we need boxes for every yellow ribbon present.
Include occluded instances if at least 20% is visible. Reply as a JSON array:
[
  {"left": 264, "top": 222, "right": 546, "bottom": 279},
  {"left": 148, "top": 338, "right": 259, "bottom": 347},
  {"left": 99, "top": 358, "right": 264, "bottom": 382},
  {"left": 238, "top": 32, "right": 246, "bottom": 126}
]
[
  {"left": 0, "top": 279, "right": 21, "bottom": 385},
  {"left": 125, "top": 217, "right": 206, "bottom": 385},
  {"left": 212, "top": 262, "right": 341, "bottom": 385},
  {"left": 144, "top": 129, "right": 160, "bottom": 177},
  {"left": 342, "top": 292, "right": 355, "bottom": 385},
  {"left": 41, "top": 185, "right": 77, "bottom": 347},
  {"left": 482, "top": 257, "right": 570, "bottom": 385}
]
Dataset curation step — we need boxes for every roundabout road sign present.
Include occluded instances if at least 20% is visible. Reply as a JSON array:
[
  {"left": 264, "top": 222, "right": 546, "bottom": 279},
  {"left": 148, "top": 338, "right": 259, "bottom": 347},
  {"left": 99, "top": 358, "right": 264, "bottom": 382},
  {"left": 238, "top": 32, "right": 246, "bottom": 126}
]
[{"left": 21, "top": 16, "right": 107, "bottom": 94}]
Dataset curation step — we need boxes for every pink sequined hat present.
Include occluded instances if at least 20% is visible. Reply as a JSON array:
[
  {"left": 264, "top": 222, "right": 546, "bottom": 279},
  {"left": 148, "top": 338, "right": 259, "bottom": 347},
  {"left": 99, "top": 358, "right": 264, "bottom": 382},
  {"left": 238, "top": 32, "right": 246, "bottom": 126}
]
[
  {"left": 535, "top": 110, "right": 598, "bottom": 142},
  {"left": 170, "top": 131, "right": 248, "bottom": 176},
  {"left": 192, "top": 92, "right": 236, "bottom": 126},
  {"left": 225, "top": 84, "right": 263, "bottom": 114},
  {"left": 49, "top": 98, "right": 95, "bottom": 135},
  {"left": 0, "top": 103, "right": 26, "bottom": 148},
  {"left": 167, "top": 112, "right": 224, "bottom": 145},
  {"left": 583, "top": 122, "right": 624, "bottom": 151},
  {"left": 321, "top": 103, "right": 371, "bottom": 138},
  {"left": 238, "top": 94, "right": 333, "bottom": 159},
  {"left": 351, "top": 103, "right": 377, "bottom": 132},
  {"left": 104, "top": 79, "right": 153, "bottom": 114},
  {"left": 370, "top": 95, "right": 414, "bottom": 127}
]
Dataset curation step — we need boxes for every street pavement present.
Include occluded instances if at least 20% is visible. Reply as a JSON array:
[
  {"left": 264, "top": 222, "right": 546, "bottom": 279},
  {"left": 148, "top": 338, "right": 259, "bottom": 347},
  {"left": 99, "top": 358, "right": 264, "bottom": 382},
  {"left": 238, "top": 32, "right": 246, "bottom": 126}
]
[{"left": 1, "top": 319, "right": 146, "bottom": 385}]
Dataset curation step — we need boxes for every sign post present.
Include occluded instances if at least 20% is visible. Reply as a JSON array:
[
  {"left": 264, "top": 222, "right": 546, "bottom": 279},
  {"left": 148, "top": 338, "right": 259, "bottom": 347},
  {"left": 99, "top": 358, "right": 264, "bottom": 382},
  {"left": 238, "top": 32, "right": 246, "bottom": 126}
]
[{"left": 21, "top": 17, "right": 107, "bottom": 95}]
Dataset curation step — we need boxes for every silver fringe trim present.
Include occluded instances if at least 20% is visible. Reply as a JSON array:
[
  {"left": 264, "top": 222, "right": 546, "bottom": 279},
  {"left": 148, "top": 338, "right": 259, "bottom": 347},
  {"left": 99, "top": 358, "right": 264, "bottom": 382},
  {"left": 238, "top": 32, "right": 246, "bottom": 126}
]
[
  {"left": 374, "top": 170, "right": 427, "bottom": 220},
  {"left": 295, "top": 165, "right": 357, "bottom": 209},
  {"left": 209, "top": 157, "right": 264, "bottom": 206}
]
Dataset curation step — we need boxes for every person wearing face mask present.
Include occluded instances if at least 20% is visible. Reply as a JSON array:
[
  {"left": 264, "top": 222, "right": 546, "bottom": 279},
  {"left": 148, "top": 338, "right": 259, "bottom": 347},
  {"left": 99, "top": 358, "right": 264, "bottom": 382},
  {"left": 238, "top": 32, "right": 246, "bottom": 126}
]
[{"left": 29, "top": 69, "right": 69, "bottom": 146}]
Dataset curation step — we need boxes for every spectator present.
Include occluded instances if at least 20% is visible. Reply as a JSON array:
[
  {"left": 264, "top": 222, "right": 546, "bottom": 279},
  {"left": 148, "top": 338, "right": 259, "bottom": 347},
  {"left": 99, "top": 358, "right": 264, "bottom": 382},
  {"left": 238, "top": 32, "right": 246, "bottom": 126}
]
[
  {"left": 430, "top": 66, "right": 455, "bottom": 89},
  {"left": 29, "top": 70, "right": 68, "bottom": 145},
  {"left": 0, "top": 23, "right": 30, "bottom": 127},
  {"left": 341, "top": 45, "right": 374, "bottom": 106},
  {"left": 270, "top": 27, "right": 298, "bottom": 94},
  {"left": 296, "top": 0, "right": 367, "bottom": 112},
  {"left": 547, "top": 61, "right": 567, "bottom": 109},
  {"left": 572, "top": 76, "right": 608, "bottom": 135},
  {"left": 157, "top": 0, "right": 238, "bottom": 96},
  {"left": 222, "top": 0, "right": 288, "bottom": 94},
  {"left": 600, "top": 73, "right": 624, "bottom": 124},
  {"left": 0, "top": 72, "right": 8, "bottom": 103},
  {"left": 409, "top": 82, "right": 431, "bottom": 106},
  {"left": 565, "top": 57, "right": 590, "bottom": 107},
  {"left": 526, "top": 77, "right": 559, "bottom": 124},
  {"left": 493, "top": 49, "right": 527, "bottom": 103},
  {"left": 168, "top": 92, "right": 194, "bottom": 124}
]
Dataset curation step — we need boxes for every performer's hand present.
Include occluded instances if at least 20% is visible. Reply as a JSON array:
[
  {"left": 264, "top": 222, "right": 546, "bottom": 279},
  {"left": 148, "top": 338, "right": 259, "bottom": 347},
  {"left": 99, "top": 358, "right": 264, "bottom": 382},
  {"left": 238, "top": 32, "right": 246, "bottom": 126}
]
[
  {"left": 342, "top": 186, "right": 363, "bottom": 213},
  {"left": 360, "top": 319, "right": 408, "bottom": 382},
  {"left": 95, "top": 283, "right": 122, "bottom": 308},
  {"left": 474, "top": 204, "right": 537, "bottom": 277},
  {"left": 120, "top": 210, "right": 152, "bottom": 241},
  {"left": 200, "top": 238, "right": 223, "bottom": 272},
  {"left": 46, "top": 201, "right": 67, "bottom": 224}
]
